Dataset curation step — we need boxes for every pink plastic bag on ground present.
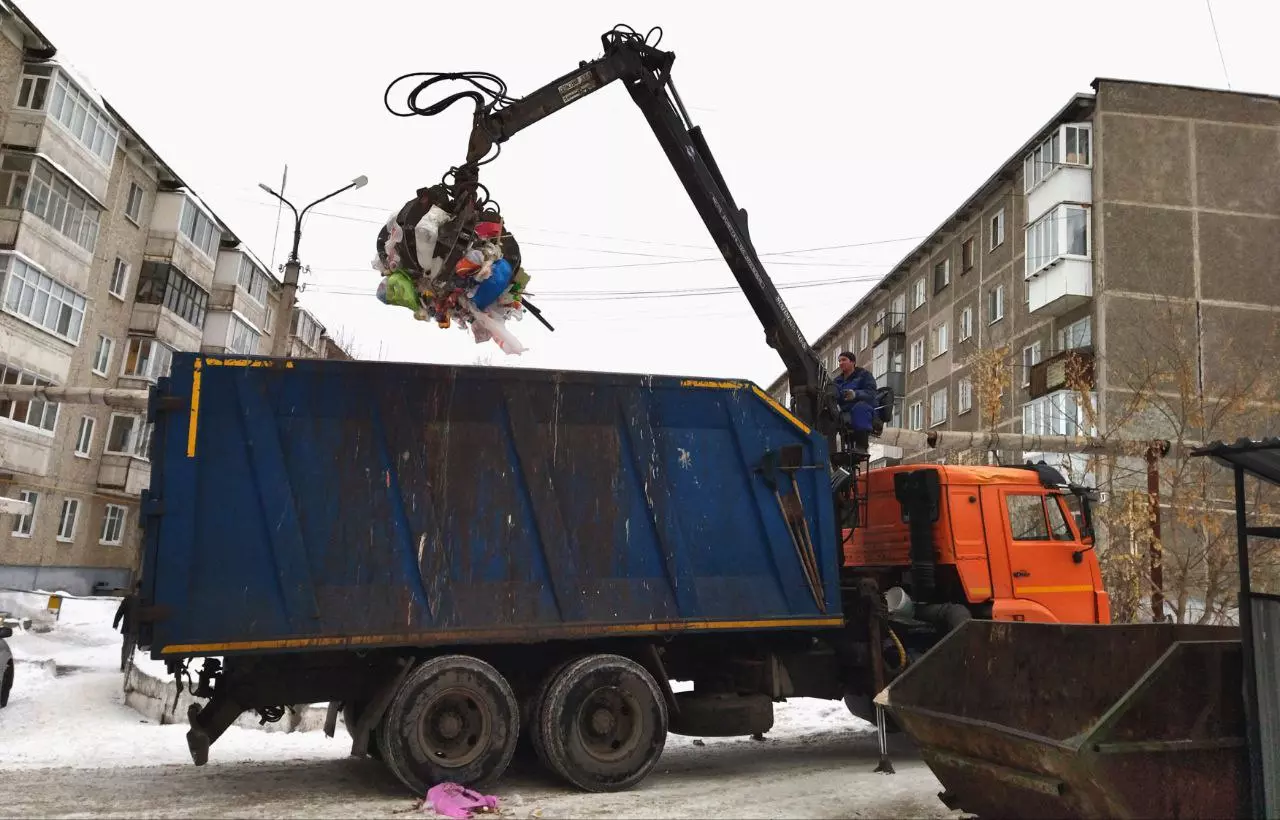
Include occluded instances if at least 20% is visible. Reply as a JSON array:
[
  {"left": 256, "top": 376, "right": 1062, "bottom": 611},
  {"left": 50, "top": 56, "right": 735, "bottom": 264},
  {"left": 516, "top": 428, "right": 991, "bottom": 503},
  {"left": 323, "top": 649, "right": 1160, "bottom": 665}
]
[{"left": 424, "top": 782, "right": 500, "bottom": 819}]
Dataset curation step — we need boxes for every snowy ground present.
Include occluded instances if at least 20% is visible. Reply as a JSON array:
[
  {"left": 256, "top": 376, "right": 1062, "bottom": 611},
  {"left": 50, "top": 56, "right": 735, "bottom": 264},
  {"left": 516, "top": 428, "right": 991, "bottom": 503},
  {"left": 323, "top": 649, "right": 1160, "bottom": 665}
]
[{"left": 0, "top": 594, "right": 955, "bottom": 819}]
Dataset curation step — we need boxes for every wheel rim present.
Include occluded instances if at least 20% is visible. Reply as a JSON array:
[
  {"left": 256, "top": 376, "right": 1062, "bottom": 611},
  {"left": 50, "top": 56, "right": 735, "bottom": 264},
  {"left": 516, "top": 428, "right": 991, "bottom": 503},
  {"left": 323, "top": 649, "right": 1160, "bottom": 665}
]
[
  {"left": 572, "top": 685, "right": 643, "bottom": 763},
  {"left": 416, "top": 686, "right": 492, "bottom": 768}
]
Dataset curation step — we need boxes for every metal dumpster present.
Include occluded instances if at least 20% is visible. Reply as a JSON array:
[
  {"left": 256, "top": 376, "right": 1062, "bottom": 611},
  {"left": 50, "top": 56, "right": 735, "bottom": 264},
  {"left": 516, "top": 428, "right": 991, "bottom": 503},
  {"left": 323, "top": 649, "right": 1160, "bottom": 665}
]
[{"left": 879, "top": 620, "right": 1251, "bottom": 819}]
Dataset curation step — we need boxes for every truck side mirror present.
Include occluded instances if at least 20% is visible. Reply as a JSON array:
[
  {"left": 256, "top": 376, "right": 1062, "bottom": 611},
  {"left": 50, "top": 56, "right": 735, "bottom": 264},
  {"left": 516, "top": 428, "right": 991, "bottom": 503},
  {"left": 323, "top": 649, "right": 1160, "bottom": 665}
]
[{"left": 1072, "top": 543, "right": 1095, "bottom": 565}]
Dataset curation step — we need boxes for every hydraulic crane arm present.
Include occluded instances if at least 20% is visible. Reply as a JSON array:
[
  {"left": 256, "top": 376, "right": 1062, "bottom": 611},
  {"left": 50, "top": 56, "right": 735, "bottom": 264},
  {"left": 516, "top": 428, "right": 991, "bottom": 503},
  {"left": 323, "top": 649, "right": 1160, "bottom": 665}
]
[{"left": 400, "top": 26, "right": 837, "bottom": 436}]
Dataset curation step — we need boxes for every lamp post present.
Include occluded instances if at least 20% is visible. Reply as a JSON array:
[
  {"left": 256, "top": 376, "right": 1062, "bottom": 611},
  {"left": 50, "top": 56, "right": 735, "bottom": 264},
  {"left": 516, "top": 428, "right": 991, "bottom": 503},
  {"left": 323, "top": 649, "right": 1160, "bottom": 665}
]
[{"left": 258, "top": 174, "right": 368, "bottom": 357}]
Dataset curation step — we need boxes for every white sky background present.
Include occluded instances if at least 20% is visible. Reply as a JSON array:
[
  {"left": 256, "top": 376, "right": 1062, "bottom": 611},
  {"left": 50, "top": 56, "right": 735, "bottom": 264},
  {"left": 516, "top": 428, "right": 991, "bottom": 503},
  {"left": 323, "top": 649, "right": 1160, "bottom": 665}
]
[{"left": 21, "top": 0, "right": 1280, "bottom": 387}]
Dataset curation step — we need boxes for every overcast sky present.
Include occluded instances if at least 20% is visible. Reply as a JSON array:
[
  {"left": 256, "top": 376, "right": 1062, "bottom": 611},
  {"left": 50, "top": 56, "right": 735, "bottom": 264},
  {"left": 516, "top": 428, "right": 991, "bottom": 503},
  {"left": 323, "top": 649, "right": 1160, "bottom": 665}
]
[{"left": 23, "top": 0, "right": 1280, "bottom": 387}]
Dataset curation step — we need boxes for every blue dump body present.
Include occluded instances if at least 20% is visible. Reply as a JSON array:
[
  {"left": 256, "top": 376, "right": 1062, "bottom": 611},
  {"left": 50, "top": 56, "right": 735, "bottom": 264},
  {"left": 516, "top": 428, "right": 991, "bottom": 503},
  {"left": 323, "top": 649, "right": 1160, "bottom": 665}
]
[{"left": 141, "top": 354, "right": 842, "bottom": 659}]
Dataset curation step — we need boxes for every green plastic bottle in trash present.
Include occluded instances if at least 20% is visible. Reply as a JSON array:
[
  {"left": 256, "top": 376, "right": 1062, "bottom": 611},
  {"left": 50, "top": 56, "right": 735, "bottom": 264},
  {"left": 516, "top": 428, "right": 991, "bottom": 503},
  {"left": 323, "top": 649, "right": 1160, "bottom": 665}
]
[{"left": 376, "top": 270, "right": 423, "bottom": 312}]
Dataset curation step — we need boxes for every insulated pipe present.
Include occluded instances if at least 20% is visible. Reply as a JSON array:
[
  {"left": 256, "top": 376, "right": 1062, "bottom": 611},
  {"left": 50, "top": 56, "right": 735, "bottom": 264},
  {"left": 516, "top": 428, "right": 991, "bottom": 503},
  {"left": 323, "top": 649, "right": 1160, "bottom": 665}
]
[
  {"left": 0, "top": 385, "right": 151, "bottom": 410},
  {"left": 873, "top": 427, "right": 1185, "bottom": 460}
]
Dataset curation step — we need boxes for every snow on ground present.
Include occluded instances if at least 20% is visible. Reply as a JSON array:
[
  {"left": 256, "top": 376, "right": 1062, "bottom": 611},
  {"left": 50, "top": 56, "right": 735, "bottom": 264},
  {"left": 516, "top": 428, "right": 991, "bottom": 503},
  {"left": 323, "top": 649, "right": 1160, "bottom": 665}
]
[{"left": 0, "top": 594, "right": 956, "bottom": 818}]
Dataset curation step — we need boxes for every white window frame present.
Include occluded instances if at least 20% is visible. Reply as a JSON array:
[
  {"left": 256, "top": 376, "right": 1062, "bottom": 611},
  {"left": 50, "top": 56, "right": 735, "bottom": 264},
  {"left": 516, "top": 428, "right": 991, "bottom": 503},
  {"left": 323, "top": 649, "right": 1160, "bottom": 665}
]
[
  {"left": 45, "top": 69, "right": 119, "bottom": 165},
  {"left": 15, "top": 64, "right": 52, "bottom": 111},
  {"left": 908, "top": 401, "right": 924, "bottom": 431},
  {"left": 890, "top": 293, "right": 907, "bottom": 318},
  {"left": 988, "top": 284, "right": 1005, "bottom": 324},
  {"left": 911, "top": 278, "right": 926, "bottom": 311},
  {"left": 178, "top": 195, "right": 220, "bottom": 260},
  {"left": 930, "top": 388, "right": 948, "bottom": 427},
  {"left": 292, "top": 309, "right": 324, "bottom": 351},
  {"left": 1057, "top": 316, "right": 1092, "bottom": 352},
  {"left": 11, "top": 489, "right": 37, "bottom": 537},
  {"left": 226, "top": 313, "right": 262, "bottom": 356},
  {"left": 859, "top": 323, "right": 869, "bottom": 351},
  {"left": 100, "top": 503, "right": 127, "bottom": 546},
  {"left": 958, "top": 377, "right": 973, "bottom": 414},
  {"left": 932, "top": 322, "right": 949, "bottom": 358},
  {"left": 0, "top": 154, "right": 103, "bottom": 252},
  {"left": 109, "top": 258, "right": 130, "bottom": 300},
  {"left": 57, "top": 497, "right": 79, "bottom": 542},
  {"left": 105, "top": 412, "right": 152, "bottom": 460},
  {"left": 1022, "top": 390, "right": 1098, "bottom": 438},
  {"left": 124, "top": 182, "right": 144, "bottom": 224},
  {"left": 236, "top": 255, "right": 269, "bottom": 305},
  {"left": 909, "top": 338, "right": 926, "bottom": 372},
  {"left": 933, "top": 258, "right": 951, "bottom": 293},
  {"left": 1025, "top": 203, "right": 1091, "bottom": 279},
  {"left": 959, "top": 306, "right": 973, "bottom": 341},
  {"left": 121, "top": 337, "right": 175, "bottom": 382},
  {"left": 1023, "top": 123, "right": 1093, "bottom": 193},
  {"left": 91, "top": 334, "right": 114, "bottom": 377},
  {"left": 961, "top": 237, "right": 975, "bottom": 272},
  {"left": 990, "top": 208, "right": 1005, "bottom": 251},
  {"left": 0, "top": 364, "right": 59, "bottom": 433},
  {"left": 1, "top": 254, "right": 88, "bottom": 343},
  {"left": 74, "top": 415, "right": 95, "bottom": 457},
  {"left": 1022, "top": 342, "right": 1042, "bottom": 386}
]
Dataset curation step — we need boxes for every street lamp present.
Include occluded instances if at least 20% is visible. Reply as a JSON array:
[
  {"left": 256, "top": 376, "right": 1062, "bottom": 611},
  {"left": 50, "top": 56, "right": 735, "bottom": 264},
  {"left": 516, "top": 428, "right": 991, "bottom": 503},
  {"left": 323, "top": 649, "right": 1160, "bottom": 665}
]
[{"left": 258, "top": 174, "right": 368, "bottom": 357}]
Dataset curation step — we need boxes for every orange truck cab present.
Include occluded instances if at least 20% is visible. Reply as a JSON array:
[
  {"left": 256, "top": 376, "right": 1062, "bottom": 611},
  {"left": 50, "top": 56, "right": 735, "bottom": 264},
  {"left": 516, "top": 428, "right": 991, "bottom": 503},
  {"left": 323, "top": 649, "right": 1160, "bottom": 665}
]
[{"left": 843, "top": 462, "right": 1110, "bottom": 625}]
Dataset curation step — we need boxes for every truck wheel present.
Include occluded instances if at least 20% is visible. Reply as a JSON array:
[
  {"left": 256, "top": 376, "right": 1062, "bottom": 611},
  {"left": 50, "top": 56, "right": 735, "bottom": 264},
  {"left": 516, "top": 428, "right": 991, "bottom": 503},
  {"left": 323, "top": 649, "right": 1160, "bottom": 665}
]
[
  {"left": 537, "top": 654, "right": 667, "bottom": 793},
  {"left": 1, "top": 661, "right": 11, "bottom": 708},
  {"left": 377, "top": 655, "right": 519, "bottom": 795}
]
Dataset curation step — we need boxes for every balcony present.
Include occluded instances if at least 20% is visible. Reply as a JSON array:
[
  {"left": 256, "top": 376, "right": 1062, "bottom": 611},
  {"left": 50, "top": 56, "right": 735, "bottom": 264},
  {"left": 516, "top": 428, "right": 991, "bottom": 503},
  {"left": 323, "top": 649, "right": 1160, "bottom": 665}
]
[
  {"left": 873, "top": 311, "right": 906, "bottom": 345},
  {"left": 97, "top": 453, "right": 151, "bottom": 497},
  {"left": 1023, "top": 122, "right": 1093, "bottom": 224},
  {"left": 1029, "top": 347, "right": 1095, "bottom": 400},
  {"left": 129, "top": 261, "right": 209, "bottom": 352},
  {"left": 1025, "top": 203, "right": 1093, "bottom": 316},
  {"left": 4, "top": 63, "right": 117, "bottom": 202},
  {"left": 876, "top": 369, "right": 905, "bottom": 399},
  {"left": 146, "top": 192, "right": 223, "bottom": 286}
]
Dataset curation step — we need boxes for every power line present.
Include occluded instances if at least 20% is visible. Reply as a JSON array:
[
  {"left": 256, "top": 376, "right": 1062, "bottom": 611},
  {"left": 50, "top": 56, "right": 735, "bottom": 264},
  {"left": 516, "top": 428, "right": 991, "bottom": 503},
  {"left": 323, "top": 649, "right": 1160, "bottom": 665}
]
[{"left": 1205, "top": 0, "right": 1233, "bottom": 89}]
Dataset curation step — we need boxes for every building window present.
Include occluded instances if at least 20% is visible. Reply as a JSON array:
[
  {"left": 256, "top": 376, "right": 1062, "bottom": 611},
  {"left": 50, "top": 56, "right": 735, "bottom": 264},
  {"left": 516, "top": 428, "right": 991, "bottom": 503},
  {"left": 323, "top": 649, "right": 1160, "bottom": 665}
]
[
  {"left": 135, "top": 262, "right": 209, "bottom": 329},
  {"left": 100, "top": 504, "right": 127, "bottom": 546},
  {"left": 1022, "top": 342, "right": 1042, "bottom": 386},
  {"left": 1025, "top": 204, "right": 1090, "bottom": 277},
  {"left": 908, "top": 401, "right": 924, "bottom": 431},
  {"left": 227, "top": 314, "right": 261, "bottom": 355},
  {"left": 11, "top": 490, "right": 38, "bottom": 536},
  {"left": 959, "top": 306, "right": 973, "bottom": 341},
  {"left": 0, "top": 365, "right": 59, "bottom": 432},
  {"left": 179, "top": 196, "right": 220, "bottom": 260},
  {"left": 1022, "top": 390, "right": 1097, "bottom": 438},
  {"left": 124, "top": 182, "right": 144, "bottom": 223},
  {"left": 911, "top": 278, "right": 926, "bottom": 311},
  {"left": 0, "top": 154, "right": 102, "bottom": 252},
  {"left": 237, "top": 255, "right": 269, "bottom": 304},
  {"left": 909, "top": 338, "right": 925, "bottom": 371},
  {"left": 16, "top": 65, "right": 119, "bottom": 164},
  {"left": 859, "top": 323, "right": 869, "bottom": 351},
  {"left": 961, "top": 238, "right": 975, "bottom": 272},
  {"left": 1058, "top": 316, "right": 1092, "bottom": 352},
  {"left": 92, "top": 334, "right": 114, "bottom": 376},
  {"left": 989, "top": 208, "right": 1005, "bottom": 251},
  {"left": 121, "top": 337, "right": 175, "bottom": 382},
  {"left": 57, "top": 497, "right": 79, "bottom": 542},
  {"left": 932, "top": 322, "right": 949, "bottom": 358},
  {"left": 933, "top": 258, "right": 950, "bottom": 293},
  {"left": 930, "top": 388, "right": 948, "bottom": 427},
  {"left": 891, "top": 293, "right": 906, "bottom": 317},
  {"left": 1024, "top": 123, "right": 1092, "bottom": 192},
  {"left": 109, "top": 258, "right": 130, "bottom": 299},
  {"left": 106, "top": 412, "right": 153, "bottom": 460},
  {"left": 292, "top": 309, "right": 324, "bottom": 351},
  {"left": 15, "top": 64, "right": 51, "bottom": 110},
  {"left": 2, "top": 255, "right": 87, "bottom": 343},
  {"left": 958, "top": 377, "right": 973, "bottom": 414},
  {"left": 74, "top": 415, "right": 95, "bottom": 457},
  {"left": 988, "top": 285, "right": 1005, "bottom": 324}
]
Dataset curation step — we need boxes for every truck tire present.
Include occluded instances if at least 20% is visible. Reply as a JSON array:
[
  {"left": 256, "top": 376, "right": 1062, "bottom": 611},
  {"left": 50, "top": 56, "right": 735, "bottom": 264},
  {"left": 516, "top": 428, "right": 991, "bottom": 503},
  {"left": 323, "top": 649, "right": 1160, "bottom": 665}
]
[
  {"left": 1, "top": 661, "right": 11, "bottom": 708},
  {"left": 377, "top": 655, "right": 520, "bottom": 794},
  {"left": 536, "top": 654, "right": 667, "bottom": 793}
]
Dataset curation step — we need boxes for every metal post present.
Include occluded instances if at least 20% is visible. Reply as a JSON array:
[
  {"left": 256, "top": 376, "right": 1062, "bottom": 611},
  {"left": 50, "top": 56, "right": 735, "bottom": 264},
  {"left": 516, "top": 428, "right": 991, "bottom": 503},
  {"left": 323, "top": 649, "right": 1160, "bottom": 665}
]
[
  {"left": 1235, "top": 465, "right": 1266, "bottom": 819},
  {"left": 1147, "top": 445, "right": 1165, "bottom": 623},
  {"left": 259, "top": 174, "right": 368, "bottom": 358}
]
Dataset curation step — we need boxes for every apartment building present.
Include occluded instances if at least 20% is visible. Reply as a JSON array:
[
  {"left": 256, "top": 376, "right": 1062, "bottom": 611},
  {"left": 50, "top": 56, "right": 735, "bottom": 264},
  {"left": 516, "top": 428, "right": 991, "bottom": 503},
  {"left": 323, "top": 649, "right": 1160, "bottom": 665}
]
[
  {"left": 0, "top": 1, "right": 348, "bottom": 595},
  {"left": 769, "top": 78, "right": 1280, "bottom": 477}
]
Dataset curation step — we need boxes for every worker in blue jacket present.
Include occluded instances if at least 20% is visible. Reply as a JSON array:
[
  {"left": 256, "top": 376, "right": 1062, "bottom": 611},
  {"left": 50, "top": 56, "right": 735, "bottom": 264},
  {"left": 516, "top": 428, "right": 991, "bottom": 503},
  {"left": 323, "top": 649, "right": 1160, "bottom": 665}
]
[{"left": 833, "top": 351, "right": 877, "bottom": 454}]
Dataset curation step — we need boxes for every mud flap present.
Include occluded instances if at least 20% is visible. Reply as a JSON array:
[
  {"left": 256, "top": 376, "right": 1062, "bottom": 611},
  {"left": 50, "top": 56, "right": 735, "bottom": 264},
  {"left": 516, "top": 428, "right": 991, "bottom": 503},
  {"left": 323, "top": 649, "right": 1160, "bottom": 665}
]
[
  {"left": 351, "top": 656, "right": 414, "bottom": 757},
  {"left": 186, "top": 695, "right": 244, "bottom": 766}
]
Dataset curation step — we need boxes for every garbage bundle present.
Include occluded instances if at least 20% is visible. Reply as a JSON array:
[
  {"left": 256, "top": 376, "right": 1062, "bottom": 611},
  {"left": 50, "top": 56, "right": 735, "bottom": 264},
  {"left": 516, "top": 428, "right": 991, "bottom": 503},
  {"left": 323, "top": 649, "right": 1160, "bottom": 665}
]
[{"left": 373, "top": 185, "right": 532, "bottom": 354}]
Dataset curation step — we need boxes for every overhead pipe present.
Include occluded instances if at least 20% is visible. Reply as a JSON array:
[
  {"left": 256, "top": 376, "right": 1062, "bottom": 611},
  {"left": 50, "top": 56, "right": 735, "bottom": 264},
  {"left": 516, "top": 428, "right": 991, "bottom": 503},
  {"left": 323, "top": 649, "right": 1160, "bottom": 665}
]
[{"left": 0, "top": 385, "right": 151, "bottom": 411}]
